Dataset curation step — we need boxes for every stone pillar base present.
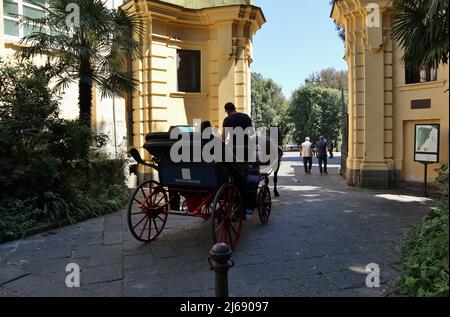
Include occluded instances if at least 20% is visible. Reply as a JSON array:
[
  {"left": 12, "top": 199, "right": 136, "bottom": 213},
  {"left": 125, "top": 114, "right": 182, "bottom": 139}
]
[
  {"left": 360, "top": 169, "right": 390, "bottom": 189},
  {"left": 346, "top": 164, "right": 401, "bottom": 189}
]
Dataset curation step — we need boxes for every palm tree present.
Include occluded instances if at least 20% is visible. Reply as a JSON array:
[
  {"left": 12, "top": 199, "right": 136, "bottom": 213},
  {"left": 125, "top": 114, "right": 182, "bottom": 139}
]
[
  {"left": 393, "top": 0, "right": 449, "bottom": 69},
  {"left": 18, "top": 0, "right": 143, "bottom": 128}
]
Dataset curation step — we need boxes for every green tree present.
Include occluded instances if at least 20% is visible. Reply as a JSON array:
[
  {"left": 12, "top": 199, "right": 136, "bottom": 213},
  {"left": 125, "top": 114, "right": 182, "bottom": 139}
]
[
  {"left": 317, "top": 88, "right": 341, "bottom": 147},
  {"left": 251, "top": 73, "right": 291, "bottom": 143},
  {"left": 289, "top": 84, "right": 322, "bottom": 144},
  {"left": 306, "top": 68, "right": 349, "bottom": 149},
  {"left": 289, "top": 84, "right": 341, "bottom": 146},
  {"left": 18, "top": 0, "right": 143, "bottom": 128},
  {"left": 306, "top": 67, "right": 348, "bottom": 90},
  {"left": 393, "top": 0, "right": 449, "bottom": 69}
]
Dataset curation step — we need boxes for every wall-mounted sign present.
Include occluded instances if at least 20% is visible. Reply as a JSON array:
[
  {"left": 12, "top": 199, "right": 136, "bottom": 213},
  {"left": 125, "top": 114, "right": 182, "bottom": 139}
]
[
  {"left": 414, "top": 124, "right": 440, "bottom": 163},
  {"left": 411, "top": 99, "right": 431, "bottom": 109}
]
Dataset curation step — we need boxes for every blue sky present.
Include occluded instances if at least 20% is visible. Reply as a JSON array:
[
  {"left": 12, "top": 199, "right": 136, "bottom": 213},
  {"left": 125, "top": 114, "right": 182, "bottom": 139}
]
[{"left": 251, "top": 0, "right": 347, "bottom": 98}]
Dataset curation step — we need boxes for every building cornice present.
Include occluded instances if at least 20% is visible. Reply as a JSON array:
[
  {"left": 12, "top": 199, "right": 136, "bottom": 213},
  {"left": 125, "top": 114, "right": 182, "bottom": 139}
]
[{"left": 122, "top": 0, "right": 265, "bottom": 29}]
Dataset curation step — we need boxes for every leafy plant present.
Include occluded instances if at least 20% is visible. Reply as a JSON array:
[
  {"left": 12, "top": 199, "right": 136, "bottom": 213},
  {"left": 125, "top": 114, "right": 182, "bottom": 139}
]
[
  {"left": 397, "top": 163, "right": 449, "bottom": 297},
  {"left": 18, "top": 0, "right": 144, "bottom": 127},
  {"left": 393, "top": 0, "right": 449, "bottom": 69},
  {"left": 0, "top": 60, "right": 129, "bottom": 242},
  {"left": 93, "top": 133, "right": 110, "bottom": 148}
]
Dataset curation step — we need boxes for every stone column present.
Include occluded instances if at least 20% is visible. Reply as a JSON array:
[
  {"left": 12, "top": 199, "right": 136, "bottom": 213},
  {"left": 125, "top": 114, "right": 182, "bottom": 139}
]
[
  {"left": 334, "top": 0, "right": 393, "bottom": 188},
  {"left": 131, "top": 1, "right": 153, "bottom": 180},
  {"left": 359, "top": 1, "right": 390, "bottom": 188},
  {"left": 216, "top": 21, "right": 236, "bottom": 126}
]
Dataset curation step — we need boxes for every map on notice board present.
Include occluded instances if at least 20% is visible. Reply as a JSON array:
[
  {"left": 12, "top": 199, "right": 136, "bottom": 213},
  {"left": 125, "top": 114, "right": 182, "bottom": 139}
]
[{"left": 414, "top": 124, "right": 440, "bottom": 163}]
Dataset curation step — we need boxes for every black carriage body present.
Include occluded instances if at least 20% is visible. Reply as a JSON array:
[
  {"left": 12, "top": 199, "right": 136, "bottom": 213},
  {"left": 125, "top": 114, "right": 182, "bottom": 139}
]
[
  {"left": 158, "top": 162, "right": 229, "bottom": 189},
  {"left": 144, "top": 130, "right": 229, "bottom": 189},
  {"left": 144, "top": 130, "right": 260, "bottom": 202}
]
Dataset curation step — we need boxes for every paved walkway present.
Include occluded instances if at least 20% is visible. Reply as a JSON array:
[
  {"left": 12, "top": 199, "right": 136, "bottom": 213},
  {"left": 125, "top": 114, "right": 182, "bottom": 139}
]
[{"left": 0, "top": 153, "right": 431, "bottom": 297}]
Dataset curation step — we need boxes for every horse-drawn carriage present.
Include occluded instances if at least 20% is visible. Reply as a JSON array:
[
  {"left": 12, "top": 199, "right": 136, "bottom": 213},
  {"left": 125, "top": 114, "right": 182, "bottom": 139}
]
[{"left": 127, "top": 126, "right": 280, "bottom": 250}]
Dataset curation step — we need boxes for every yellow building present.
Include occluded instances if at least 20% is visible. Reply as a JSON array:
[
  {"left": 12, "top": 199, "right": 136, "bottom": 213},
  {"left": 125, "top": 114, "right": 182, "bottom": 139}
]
[
  {"left": 331, "top": 0, "right": 449, "bottom": 188},
  {"left": 0, "top": 0, "right": 265, "bottom": 181},
  {"left": 121, "top": 0, "right": 265, "bottom": 172}
]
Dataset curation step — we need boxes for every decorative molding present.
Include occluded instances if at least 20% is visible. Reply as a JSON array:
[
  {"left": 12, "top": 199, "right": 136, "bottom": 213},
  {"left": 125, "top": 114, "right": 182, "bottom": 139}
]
[
  {"left": 397, "top": 80, "right": 447, "bottom": 91},
  {"left": 170, "top": 92, "right": 208, "bottom": 98}
]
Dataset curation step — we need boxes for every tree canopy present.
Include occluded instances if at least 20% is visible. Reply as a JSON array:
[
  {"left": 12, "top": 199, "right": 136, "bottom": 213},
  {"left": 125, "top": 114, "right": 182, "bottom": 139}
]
[
  {"left": 18, "top": 0, "right": 144, "bottom": 128},
  {"left": 251, "top": 72, "right": 291, "bottom": 143},
  {"left": 289, "top": 84, "right": 342, "bottom": 147},
  {"left": 251, "top": 69, "right": 347, "bottom": 147},
  {"left": 393, "top": 0, "right": 449, "bottom": 69},
  {"left": 306, "top": 68, "right": 348, "bottom": 90}
]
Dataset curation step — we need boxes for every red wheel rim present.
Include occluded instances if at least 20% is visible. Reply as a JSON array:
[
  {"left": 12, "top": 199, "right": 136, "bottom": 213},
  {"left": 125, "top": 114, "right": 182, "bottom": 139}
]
[
  {"left": 211, "top": 184, "right": 243, "bottom": 250},
  {"left": 258, "top": 185, "right": 271, "bottom": 224},
  {"left": 127, "top": 181, "right": 168, "bottom": 242}
]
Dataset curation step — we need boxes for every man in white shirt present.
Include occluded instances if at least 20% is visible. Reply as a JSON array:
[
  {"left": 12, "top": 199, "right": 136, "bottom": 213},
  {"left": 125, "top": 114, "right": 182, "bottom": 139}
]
[{"left": 300, "top": 137, "right": 313, "bottom": 174}]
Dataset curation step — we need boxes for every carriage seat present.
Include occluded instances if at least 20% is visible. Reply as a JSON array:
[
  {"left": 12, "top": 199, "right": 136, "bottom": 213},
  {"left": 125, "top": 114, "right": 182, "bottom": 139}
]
[{"left": 144, "top": 126, "right": 275, "bottom": 166}]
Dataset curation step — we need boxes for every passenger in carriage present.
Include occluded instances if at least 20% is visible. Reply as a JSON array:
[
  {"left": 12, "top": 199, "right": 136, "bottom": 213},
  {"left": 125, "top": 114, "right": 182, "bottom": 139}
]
[{"left": 201, "top": 120, "right": 212, "bottom": 133}]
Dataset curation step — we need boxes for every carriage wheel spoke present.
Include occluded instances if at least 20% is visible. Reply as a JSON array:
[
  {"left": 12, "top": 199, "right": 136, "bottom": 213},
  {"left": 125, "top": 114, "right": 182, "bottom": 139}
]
[
  {"left": 148, "top": 217, "right": 152, "bottom": 240},
  {"left": 215, "top": 220, "right": 225, "bottom": 235},
  {"left": 152, "top": 218, "right": 159, "bottom": 235},
  {"left": 131, "top": 211, "right": 147, "bottom": 215},
  {"left": 218, "top": 222, "right": 226, "bottom": 242},
  {"left": 143, "top": 189, "right": 154, "bottom": 207},
  {"left": 222, "top": 224, "right": 228, "bottom": 243},
  {"left": 230, "top": 223, "right": 239, "bottom": 236},
  {"left": 227, "top": 226, "right": 233, "bottom": 245},
  {"left": 140, "top": 188, "right": 147, "bottom": 200},
  {"left": 139, "top": 216, "right": 150, "bottom": 239},
  {"left": 150, "top": 191, "right": 157, "bottom": 205},
  {"left": 156, "top": 195, "right": 165, "bottom": 205},
  {"left": 133, "top": 214, "right": 149, "bottom": 230}
]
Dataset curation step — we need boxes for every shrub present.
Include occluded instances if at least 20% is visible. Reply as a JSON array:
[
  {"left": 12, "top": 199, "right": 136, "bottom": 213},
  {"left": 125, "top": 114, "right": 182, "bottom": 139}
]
[
  {"left": 64, "top": 158, "right": 129, "bottom": 221},
  {"left": 397, "top": 164, "right": 449, "bottom": 297},
  {"left": 0, "top": 60, "right": 129, "bottom": 242},
  {"left": 0, "top": 199, "right": 37, "bottom": 241},
  {"left": 48, "top": 119, "right": 93, "bottom": 161}
]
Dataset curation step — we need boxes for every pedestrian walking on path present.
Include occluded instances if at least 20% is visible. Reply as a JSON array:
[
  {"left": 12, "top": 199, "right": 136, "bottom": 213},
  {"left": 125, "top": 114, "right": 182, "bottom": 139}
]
[
  {"left": 315, "top": 136, "right": 329, "bottom": 175},
  {"left": 300, "top": 137, "right": 313, "bottom": 174}
]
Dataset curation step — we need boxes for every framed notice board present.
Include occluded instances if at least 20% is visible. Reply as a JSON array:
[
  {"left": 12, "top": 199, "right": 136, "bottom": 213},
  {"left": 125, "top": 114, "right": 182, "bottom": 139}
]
[{"left": 414, "top": 124, "right": 440, "bottom": 163}]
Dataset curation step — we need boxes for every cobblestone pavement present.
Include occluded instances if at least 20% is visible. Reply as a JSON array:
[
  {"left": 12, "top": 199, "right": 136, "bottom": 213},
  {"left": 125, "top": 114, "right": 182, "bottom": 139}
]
[{"left": 0, "top": 152, "right": 431, "bottom": 297}]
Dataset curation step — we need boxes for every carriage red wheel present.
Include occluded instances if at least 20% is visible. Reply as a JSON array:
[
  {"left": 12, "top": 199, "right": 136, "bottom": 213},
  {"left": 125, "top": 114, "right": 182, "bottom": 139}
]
[
  {"left": 257, "top": 185, "right": 271, "bottom": 224},
  {"left": 211, "top": 183, "right": 243, "bottom": 250},
  {"left": 127, "top": 180, "right": 168, "bottom": 242}
]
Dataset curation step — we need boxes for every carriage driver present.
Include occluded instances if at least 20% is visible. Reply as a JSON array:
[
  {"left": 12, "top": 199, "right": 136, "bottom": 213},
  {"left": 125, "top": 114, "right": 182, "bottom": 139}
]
[
  {"left": 222, "top": 102, "right": 255, "bottom": 219},
  {"left": 222, "top": 102, "right": 253, "bottom": 133}
]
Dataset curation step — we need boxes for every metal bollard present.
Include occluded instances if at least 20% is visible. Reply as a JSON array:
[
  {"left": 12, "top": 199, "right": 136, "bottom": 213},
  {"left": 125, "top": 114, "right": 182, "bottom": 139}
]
[{"left": 209, "top": 243, "right": 234, "bottom": 297}]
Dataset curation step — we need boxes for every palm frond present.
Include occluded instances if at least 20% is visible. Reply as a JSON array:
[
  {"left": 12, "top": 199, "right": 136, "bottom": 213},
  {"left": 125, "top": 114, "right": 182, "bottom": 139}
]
[{"left": 393, "top": 0, "right": 449, "bottom": 69}]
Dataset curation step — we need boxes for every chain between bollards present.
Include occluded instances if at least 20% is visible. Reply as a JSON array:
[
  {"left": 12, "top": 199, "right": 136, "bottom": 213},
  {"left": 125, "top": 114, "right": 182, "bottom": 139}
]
[{"left": 209, "top": 243, "right": 234, "bottom": 297}]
